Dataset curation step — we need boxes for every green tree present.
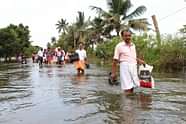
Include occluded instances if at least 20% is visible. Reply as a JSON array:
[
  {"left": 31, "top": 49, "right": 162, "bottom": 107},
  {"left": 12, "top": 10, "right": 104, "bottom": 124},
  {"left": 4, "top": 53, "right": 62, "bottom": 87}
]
[
  {"left": 7, "top": 23, "right": 31, "bottom": 55},
  {"left": 57, "top": 24, "right": 77, "bottom": 50},
  {"left": 0, "top": 28, "right": 17, "bottom": 61},
  {"left": 89, "top": 17, "right": 105, "bottom": 41},
  {"left": 0, "top": 23, "right": 31, "bottom": 61}
]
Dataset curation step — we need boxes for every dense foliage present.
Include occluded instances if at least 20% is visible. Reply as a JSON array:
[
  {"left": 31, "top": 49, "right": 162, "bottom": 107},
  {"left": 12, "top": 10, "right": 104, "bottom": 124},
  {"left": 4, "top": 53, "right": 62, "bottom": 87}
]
[
  {"left": 0, "top": 24, "right": 37, "bottom": 61},
  {"left": 94, "top": 34, "right": 186, "bottom": 72}
]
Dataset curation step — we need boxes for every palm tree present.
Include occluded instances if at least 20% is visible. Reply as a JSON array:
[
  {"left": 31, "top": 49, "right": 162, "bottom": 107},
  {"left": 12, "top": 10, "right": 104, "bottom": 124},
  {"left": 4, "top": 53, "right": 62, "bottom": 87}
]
[
  {"left": 56, "top": 18, "right": 69, "bottom": 34},
  {"left": 75, "top": 11, "right": 89, "bottom": 44},
  {"left": 76, "top": 11, "right": 86, "bottom": 29},
  {"left": 64, "top": 24, "right": 77, "bottom": 49},
  {"left": 90, "top": 17, "right": 105, "bottom": 34},
  {"left": 88, "top": 17, "right": 105, "bottom": 43},
  {"left": 51, "top": 36, "right": 56, "bottom": 46},
  {"left": 90, "top": 0, "right": 148, "bottom": 36}
]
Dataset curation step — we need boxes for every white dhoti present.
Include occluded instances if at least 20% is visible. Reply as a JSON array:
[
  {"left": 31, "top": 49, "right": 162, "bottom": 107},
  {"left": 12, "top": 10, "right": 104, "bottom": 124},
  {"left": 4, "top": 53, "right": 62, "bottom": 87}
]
[{"left": 120, "top": 62, "right": 140, "bottom": 90}]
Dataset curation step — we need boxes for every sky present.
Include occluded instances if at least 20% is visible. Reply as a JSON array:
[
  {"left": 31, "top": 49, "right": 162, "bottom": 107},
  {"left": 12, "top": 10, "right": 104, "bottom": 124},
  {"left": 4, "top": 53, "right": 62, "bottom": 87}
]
[{"left": 0, "top": 0, "right": 186, "bottom": 47}]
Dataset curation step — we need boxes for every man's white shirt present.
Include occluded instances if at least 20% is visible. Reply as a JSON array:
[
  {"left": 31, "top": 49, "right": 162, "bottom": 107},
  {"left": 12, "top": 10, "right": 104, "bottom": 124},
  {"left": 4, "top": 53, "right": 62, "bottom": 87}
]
[{"left": 75, "top": 49, "right": 87, "bottom": 60}]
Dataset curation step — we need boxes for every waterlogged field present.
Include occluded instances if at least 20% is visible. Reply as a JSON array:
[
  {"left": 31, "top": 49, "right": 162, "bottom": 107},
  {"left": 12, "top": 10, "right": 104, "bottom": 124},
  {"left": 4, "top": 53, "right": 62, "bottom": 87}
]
[{"left": 0, "top": 62, "right": 186, "bottom": 124}]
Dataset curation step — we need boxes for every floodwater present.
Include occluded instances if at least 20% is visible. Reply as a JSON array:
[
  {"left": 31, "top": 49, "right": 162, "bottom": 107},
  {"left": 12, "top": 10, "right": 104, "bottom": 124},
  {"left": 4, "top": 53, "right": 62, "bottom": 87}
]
[{"left": 0, "top": 61, "right": 186, "bottom": 124}]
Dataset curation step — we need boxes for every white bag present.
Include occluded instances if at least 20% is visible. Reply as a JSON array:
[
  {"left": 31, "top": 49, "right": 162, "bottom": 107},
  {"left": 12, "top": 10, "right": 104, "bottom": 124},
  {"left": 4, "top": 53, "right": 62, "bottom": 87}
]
[{"left": 139, "top": 64, "right": 155, "bottom": 88}]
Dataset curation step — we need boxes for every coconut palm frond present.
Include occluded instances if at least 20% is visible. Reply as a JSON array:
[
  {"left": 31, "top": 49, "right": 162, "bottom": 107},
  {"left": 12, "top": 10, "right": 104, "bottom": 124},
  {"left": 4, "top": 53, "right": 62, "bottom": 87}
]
[
  {"left": 76, "top": 11, "right": 85, "bottom": 28},
  {"left": 128, "top": 18, "right": 150, "bottom": 31},
  {"left": 108, "top": 0, "right": 132, "bottom": 15},
  {"left": 90, "top": 5, "right": 110, "bottom": 17},
  {"left": 107, "top": 0, "right": 120, "bottom": 13},
  {"left": 90, "top": 6, "right": 104, "bottom": 15},
  {"left": 121, "top": 0, "right": 132, "bottom": 13},
  {"left": 123, "top": 5, "right": 147, "bottom": 20}
]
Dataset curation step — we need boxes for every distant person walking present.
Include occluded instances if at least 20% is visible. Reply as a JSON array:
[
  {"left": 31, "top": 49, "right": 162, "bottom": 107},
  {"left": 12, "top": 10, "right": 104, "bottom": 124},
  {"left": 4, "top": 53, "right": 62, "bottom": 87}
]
[
  {"left": 32, "top": 52, "right": 36, "bottom": 63},
  {"left": 37, "top": 48, "right": 44, "bottom": 67},
  {"left": 75, "top": 43, "right": 87, "bottom": 75}
]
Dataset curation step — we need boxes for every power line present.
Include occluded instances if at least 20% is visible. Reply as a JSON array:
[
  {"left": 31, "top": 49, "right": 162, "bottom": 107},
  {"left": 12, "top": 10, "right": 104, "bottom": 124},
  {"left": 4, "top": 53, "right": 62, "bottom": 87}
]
[{"left": 159, "top": 6, "right": 186, "bottom": 21}]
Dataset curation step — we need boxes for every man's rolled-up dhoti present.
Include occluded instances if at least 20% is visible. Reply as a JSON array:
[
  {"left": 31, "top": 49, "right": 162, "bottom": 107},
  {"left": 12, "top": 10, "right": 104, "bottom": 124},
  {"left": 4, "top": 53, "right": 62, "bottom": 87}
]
[
  {"left": 75, "top": 60, "right": 85, "bottom": 70},
  {"left": 120, "top": 62, "right": 140, "bottom": 90}
]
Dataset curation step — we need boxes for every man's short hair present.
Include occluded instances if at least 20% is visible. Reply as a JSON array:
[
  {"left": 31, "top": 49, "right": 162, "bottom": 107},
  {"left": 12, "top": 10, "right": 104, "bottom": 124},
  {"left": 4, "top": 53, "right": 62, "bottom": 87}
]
[
  {"left": 79, "top": 42, "right": 84, "bottom": 46},
  {"left": 120, "top": 29, "right": 132, "bottom": 36}
]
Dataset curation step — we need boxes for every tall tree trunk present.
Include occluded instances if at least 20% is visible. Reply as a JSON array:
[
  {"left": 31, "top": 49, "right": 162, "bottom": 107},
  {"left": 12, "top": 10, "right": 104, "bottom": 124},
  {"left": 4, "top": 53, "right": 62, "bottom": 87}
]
[{"left": 152, "top": 15, "right": 161, "bottom": 47}]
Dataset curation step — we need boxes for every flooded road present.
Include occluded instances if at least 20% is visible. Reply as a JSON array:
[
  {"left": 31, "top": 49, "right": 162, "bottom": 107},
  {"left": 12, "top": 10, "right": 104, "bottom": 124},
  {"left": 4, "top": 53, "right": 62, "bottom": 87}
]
[{"left": 0, "top": 62, "right": 186, "bottom": 124}]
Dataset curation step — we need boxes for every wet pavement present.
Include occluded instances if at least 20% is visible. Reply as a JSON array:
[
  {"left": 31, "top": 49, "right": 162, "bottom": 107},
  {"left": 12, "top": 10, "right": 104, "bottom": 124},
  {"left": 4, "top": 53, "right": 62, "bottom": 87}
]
[{"left": 0, "top": 62, "right": 186, "bottom": 124}]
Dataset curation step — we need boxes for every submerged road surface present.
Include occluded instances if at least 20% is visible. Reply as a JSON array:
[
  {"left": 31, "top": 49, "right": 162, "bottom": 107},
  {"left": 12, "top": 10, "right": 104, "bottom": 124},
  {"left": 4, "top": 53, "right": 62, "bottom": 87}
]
[{"left": 0, "top": 62, "right": 186, "bottom": 124}]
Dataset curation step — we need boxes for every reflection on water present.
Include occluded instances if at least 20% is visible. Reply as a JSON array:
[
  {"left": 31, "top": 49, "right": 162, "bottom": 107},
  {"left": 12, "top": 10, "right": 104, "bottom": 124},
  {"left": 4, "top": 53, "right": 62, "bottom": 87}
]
[
  {"left": 72, "top": 75, "right": 88, "bottom": 84},
  {"left": 0, "top": 62, "right": 186, "bottom": 124},
  {"left": 0, "top": 64, "right": 32, "bottom": 99}
]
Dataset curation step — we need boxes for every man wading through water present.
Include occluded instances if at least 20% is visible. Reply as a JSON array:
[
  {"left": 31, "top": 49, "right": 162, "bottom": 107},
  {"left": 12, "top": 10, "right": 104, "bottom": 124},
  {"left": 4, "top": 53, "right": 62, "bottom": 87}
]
[
  {"left": 111, "top": 30, "right": 145, "bottom": 95},
  {"left": 75, "top": 43, "right": 88, "bottom": 75}
]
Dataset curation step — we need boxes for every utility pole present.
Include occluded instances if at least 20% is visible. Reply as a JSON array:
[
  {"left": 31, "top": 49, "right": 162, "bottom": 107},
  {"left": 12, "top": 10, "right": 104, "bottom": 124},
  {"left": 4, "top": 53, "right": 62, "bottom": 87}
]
[{"left": 152, "top": 15, "right": 161, "bottom": 47}]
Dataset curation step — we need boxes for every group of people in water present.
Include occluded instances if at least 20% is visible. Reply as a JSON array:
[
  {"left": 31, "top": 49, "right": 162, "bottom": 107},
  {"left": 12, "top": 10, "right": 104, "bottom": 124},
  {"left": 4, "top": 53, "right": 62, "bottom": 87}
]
[
  {"left": 32, "top": 47, "right": 65, "bottom": 65},
  {"left": 32, "top": 42, "right": 88, "bottom": 75},
  {"left": 31, "top": 29, "right": 152, "bottom": 95}
]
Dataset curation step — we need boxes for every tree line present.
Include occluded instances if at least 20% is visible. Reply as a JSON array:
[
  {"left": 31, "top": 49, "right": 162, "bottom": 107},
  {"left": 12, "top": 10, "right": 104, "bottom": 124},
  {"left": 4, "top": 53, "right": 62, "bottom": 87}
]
[{"left": 0, "top": 23, "right": 39, "bottom": 62}]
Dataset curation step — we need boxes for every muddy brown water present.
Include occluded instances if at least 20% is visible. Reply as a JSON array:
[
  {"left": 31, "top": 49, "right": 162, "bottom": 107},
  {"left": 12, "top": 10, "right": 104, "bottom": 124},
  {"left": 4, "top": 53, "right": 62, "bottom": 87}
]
[{"left": 0, "top": 61, "right": 186, "bottom": 124}]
